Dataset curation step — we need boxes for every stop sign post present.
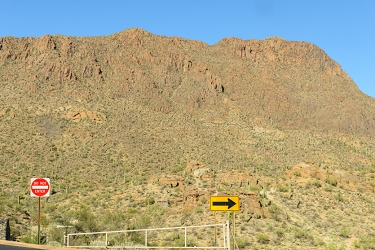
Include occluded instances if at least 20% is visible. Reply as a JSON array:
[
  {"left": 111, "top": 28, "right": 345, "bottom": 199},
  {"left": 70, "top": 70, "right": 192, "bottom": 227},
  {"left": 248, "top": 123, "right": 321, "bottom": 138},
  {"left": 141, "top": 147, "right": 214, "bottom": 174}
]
[
  {"left": 30, "top": 178, "right": 50, "bottom": 245},
  {"left": 30, "top": 178, "right": 50, "bottom": 197}
]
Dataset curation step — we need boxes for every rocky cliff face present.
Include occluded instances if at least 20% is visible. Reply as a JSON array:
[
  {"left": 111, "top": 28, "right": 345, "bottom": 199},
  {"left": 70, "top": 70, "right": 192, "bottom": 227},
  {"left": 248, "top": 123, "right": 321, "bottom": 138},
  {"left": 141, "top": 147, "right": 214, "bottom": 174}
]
[
  {"left": 1, "top": 29, "right": 375, "bottom": 248},
  {"left": 0, "top": 218, "right": 10, "bottom": 240},
  {"left": 1, "top": 28, "right": 373, "bottom": 135}
]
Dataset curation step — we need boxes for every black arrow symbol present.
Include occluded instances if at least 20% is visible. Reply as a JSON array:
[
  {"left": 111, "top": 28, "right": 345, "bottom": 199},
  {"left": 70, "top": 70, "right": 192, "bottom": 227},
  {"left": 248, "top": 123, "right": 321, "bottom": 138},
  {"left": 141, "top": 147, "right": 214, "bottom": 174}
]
[{"left": 212, "top": 198, "right": 236, "bottom": 209}]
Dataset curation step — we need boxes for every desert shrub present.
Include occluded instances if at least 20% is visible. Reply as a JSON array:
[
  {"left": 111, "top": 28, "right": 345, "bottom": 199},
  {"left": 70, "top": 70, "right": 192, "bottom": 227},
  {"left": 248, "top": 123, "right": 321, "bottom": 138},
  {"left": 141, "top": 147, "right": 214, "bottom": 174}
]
[
  {"left": 353, "top": 235, "right": 375, "bottom": 249},
  {"left": 324, "top": 185, "right": 333, "bottom": 192},
  {"left": 48, "top": 228, "right": 64, "bottom": 246},
  {"left": 268, "top": 204, "right": 282, "bottom": 221},
  {"left": 256, "top": 233, "right": 270, "bottom": 244},
  {"left": 186, "top": 236, "right": 197, "bottom": 247},
  {"left": 313, "top": 237, "right": 325, "bottom": 247},
  {"left": 306, "top": 179, "right": 322, "bottom": 188},
  {"left": 171, "top": 165, "right": 184, "bottom": 173},
  {"left": 335, "top": 191, "right": 344, "bottom": 202},
  {"left": 277, "top": 184, "right": 288, "bottom": 192},
  {"left": 75, "top": 205, "right": 98, "bottom": 232},
  {"left": 135, "top": 214, "right": 151, "bottom": 229},
  {"left": 195, "top": 205, "right": 204, "bottom": 213},
  {"left": 164, "top": 231, "right": 180, "bottom": 241},
  {"left": 268, "top": 204, "right": 279, "bottom": 214},
  {"left": 20, "top": 233, "right": 39, "bottom": 244},
  {"left": 100, "top": 210, "right": 126, "bottom": 230},
  {"left": 325, "top": 177, "right": 338, "bottom": 187},
  {"left": 339, "top": 227, "right": 351, "bottom": 238},
  {"left": 145, "top": 196, "right": 155, "bottom": 206},
  {"left": 275, "top": 228, "right": 285, "bottom": 238},
  {"left": 294, "top": 227, "right": 310, "bottom": 240},
  {"left": 236, "top": 237, "right": 250, "bottom": 249},
  {"left": 294, "top": 171, "right": 301, "bottom": 177},
  {"left": 324, "top": 239, "right": 347, "bottom": 250}
]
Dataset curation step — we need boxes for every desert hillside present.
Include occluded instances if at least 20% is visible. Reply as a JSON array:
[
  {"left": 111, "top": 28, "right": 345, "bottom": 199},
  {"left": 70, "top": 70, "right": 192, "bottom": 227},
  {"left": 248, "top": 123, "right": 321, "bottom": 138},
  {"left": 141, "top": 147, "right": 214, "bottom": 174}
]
[{"left": 1, "top": 28, "right": 375, "bottom": 249}]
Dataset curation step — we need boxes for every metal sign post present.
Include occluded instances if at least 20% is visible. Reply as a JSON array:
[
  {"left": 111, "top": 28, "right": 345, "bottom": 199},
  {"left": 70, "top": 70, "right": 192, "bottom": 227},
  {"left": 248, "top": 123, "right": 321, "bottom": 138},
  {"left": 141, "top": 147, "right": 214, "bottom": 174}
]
[
  {"left": 30, "top": 178, "right": 50, "bottom": 245},
  {"left": 210, "top": 196, "right": 240, "bottom": 250},
  {"left": 38, "top": 197, "right": 41, "bottom": 244},
  {"left": 214, "top": 212, "right": 217, "bottom": 246},
  {"left": 232, "top": 212, "right": 236, "bottom": 250}
]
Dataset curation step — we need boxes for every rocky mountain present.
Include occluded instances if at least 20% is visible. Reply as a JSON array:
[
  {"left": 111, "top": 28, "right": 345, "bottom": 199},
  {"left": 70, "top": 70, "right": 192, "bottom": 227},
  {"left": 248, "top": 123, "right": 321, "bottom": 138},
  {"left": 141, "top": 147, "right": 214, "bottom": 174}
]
[
  {"left": 1, "top": 28, "right": 375, "bottom": 249},
  {"left": 1, "top": 28, "right": 374, "bottom": 134}
]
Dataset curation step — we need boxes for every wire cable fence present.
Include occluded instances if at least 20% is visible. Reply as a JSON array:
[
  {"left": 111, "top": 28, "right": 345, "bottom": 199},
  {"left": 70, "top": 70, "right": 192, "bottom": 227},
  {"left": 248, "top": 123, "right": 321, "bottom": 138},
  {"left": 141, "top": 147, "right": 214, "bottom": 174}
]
[{"left": 66, "top": 221, "right": 231, "bottom": 249}]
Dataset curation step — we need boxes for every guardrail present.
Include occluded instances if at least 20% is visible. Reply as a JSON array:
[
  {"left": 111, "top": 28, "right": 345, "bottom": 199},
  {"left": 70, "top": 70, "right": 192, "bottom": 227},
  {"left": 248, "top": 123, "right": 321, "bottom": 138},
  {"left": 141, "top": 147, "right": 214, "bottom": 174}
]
[{"left": 66, "top": 221, "right": 231, "bottom": 249}]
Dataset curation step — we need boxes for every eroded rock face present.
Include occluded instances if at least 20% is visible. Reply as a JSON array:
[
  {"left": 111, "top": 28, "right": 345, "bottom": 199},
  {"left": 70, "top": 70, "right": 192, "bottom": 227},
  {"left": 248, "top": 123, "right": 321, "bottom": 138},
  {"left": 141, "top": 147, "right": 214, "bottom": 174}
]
[
  {"left": 186, "top": 161, "right": 206, "bottom": 173},
  {"left": 65, "top": 110, "right": 107, "bottom": 123},
  {"left": 0, "top": 218, "right": 10, "bottom": 240},
  {"left": 234, "top": 37, "right": 346, "bottom": 77},
  {"left": 0, "top": 28, "right": 374, "bottom": 135}
]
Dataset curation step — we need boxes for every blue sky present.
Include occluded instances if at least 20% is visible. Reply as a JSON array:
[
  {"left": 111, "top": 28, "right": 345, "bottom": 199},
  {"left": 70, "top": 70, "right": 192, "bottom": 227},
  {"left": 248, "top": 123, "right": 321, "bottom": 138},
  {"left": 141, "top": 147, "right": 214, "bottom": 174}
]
[{"left": 1, "top": 1, "right": 374, "bottom": 99}]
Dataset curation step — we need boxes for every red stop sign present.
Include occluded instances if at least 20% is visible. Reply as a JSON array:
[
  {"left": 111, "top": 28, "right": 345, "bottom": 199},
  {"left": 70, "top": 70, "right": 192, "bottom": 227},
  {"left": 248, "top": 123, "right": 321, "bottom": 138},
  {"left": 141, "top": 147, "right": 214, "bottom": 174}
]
[{"left": 30, "top": 178, "right": 50, "bottom": 197}]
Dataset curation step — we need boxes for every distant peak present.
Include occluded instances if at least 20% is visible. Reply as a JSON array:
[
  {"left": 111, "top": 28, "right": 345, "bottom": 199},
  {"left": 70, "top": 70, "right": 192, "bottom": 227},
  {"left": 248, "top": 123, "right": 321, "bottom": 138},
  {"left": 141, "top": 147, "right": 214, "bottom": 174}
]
[
  {"left": 265, "top": 36, "right": 286, "bottom": 40},
  {"left": 112, "top": 28, "right": 152, "bottom": 38}
]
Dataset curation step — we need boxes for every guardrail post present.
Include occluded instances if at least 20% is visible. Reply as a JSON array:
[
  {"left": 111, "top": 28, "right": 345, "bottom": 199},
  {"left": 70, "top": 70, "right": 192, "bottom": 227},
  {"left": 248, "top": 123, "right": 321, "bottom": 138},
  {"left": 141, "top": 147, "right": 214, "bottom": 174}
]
[
  {"left": 63, "top": 232, "right": 66, "bottom": 246},
  {"left": 105, "top": 232, "right": 108, "bottom": 247},
  {"left": 67, "top": 234, "right": 70, "bottom": 247},
  {"left": 223, "top": 223, "right": 226, "bottom": 249},
  {"left": 226, "top": 220, "right": 231, "bottom": 250},
  {"left": 185, "top": 227, "right": 187, "bottom": 247},
  {"left": 145, "top": 229, "right": 148, "bottom": 247}
]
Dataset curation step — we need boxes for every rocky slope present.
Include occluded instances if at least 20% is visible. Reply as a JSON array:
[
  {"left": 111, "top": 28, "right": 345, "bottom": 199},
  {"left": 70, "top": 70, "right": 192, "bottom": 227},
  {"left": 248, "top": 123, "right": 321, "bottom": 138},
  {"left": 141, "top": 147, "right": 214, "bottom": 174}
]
[
  {"left": 1, "top": 28, "right": 374, "bottom": 134},
  {"left": 0, "top": 28, "right": 375, "bottom": 249}
]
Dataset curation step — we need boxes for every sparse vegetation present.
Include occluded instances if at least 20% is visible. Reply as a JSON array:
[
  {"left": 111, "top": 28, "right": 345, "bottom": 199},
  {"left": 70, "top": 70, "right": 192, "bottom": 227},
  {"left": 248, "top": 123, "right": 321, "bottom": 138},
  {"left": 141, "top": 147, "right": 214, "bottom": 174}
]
[
  {"left": 325, "top": 177, "right": 338, "bottom": 187},
  {"left": 353, "top": 235, "right": 375, "bottom": 249},
  {"left": 256, "top": 233, "right": 270, "bottom": 244},
  {"left": 0, "top": 28, "right": 374, "bottom": 249},
  {"left": 324, "top": 239, "right": 347, "bottom": 250}
]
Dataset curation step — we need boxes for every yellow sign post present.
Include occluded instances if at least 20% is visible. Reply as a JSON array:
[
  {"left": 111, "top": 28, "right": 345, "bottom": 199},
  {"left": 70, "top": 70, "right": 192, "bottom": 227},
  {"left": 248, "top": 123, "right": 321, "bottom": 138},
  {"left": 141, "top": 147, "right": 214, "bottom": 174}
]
[
  {"left": 210, "top": 196, "right": 240, "bottom": 249},
  {"left": 210, "top": 196, "right": 240, "bottom": 211}
]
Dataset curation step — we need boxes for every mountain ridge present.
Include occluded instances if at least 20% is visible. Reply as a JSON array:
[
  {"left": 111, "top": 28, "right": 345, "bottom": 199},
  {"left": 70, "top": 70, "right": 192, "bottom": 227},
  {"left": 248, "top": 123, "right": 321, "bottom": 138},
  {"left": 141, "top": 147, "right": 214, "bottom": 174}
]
[
  {"left": 1, "top": 28, "right": 374, "bottom": 136},
  {"left": 1, "top": 29, "right": 375, "bottom": 248}
]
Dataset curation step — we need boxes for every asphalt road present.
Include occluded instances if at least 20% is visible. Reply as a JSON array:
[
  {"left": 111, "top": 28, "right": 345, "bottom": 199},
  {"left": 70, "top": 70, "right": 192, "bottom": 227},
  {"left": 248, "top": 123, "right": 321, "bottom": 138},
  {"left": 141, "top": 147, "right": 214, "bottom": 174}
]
[
  {"left": 0, "top": 244, "right": 43, "bottom": 250},
  {"left": 0, "top": 241, "right": 66, "bottom": 250}
]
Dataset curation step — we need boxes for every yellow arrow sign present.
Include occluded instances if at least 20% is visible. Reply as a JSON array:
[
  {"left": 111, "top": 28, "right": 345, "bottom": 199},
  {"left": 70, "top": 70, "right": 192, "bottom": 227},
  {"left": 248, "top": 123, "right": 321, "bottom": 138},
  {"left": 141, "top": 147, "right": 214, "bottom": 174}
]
[{"left": 210, "top": 196, "right": 240, "bottom": 211}]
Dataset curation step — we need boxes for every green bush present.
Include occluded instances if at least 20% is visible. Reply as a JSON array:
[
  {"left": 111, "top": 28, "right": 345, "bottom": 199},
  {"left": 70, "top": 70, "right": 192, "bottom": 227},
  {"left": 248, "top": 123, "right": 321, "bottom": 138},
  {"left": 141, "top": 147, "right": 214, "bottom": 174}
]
[
  {"left": 236, "top": 237, "right": 250, "bottom": 249},
  {"left": 135, "top": 214, "right": 151, "bottom": 229},
  {"left": 268, "top": 204, "right": 279, "bottom": 214},
  {"left": 186, "top": 236, "right": 197, "bottom": 247},
  {"left": 256, "top": 233, "right": 270, "bottom": 244},
  {"left": 275, "top": 228, "right": 285, "bottom": 238},
  {"left": 75, "top": 205, "right": 98, "bottom": 232},
  {"left": 165, "top": 231, "right": 180, "bottom": 241},
  {"left": 20, "top": 233, "right": 39, "bottom": 244},
  {"left": 195, "top": 205, "right": 204, "bottom": 213},
  {"left": 339, "top": 227, "right": 351, "bottom": 238},
  {"left": 171, "top": 165, "right": 184, "bottom": 173}
]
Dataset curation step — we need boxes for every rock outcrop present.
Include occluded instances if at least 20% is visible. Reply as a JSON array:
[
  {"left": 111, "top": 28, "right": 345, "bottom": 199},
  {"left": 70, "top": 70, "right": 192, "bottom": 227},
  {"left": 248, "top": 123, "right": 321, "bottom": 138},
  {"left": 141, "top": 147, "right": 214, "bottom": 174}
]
[{"left": 1, "top": 28, "right": 373, "bottom": 135}]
